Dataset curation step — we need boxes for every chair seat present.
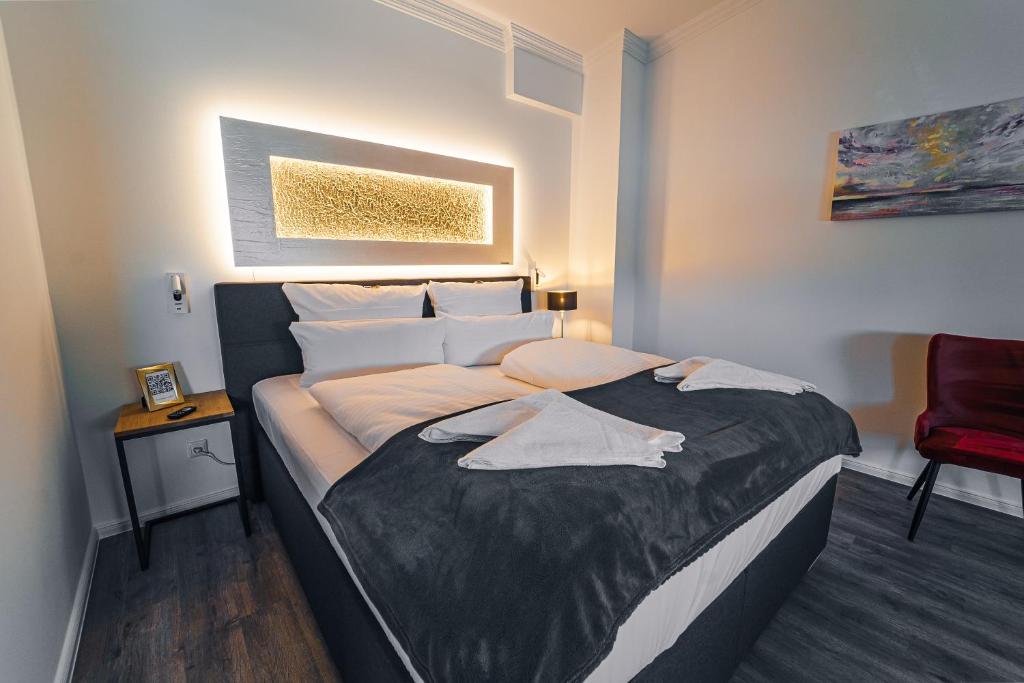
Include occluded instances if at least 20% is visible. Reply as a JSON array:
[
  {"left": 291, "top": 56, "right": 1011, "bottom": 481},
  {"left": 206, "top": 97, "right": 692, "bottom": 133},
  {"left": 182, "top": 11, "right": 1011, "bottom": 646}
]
[{"left": 918, "top": 427, "right": 1024, "bottom": 478}]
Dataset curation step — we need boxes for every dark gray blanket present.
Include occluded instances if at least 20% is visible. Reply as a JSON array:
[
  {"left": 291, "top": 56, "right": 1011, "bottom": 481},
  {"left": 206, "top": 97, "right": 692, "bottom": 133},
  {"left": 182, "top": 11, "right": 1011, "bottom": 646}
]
[{"left": 318, "top": 370, "right": 860, "bottom": 683}]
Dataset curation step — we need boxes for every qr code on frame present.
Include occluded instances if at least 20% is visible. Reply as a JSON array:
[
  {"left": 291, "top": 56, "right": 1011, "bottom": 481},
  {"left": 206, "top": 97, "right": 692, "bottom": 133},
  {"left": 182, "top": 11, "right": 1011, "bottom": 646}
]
[{"left": 146, "top": 370, "right": 176, "bottom": 398}]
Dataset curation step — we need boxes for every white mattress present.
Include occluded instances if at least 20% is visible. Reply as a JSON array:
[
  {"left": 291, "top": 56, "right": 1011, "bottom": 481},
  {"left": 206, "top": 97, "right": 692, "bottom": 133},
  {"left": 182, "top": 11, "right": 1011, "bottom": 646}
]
[{"left": 253, "top": 370, "right": 841, "bottom": 683}]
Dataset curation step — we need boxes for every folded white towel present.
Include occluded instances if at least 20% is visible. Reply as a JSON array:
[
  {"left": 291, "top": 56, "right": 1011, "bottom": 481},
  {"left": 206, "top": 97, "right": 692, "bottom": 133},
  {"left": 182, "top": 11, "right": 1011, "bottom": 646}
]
[
  {"left": 653, "top": 356, "right": 714, "bottom": 383},
  {"left": 457, "top": 401, "right": 667, "bottom": 470},
  {"left": 420, "top": 388, "right": 685, "bottom": 452},
  {"left": 678, "top": 359, "right": 815, "bottom": 395}
]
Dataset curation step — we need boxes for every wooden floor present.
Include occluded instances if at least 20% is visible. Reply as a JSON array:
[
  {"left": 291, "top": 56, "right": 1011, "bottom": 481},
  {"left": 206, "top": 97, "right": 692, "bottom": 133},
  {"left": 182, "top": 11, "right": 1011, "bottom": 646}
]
[
  {"left": 73, "top": 501, "right": 338, "bottom": 682},
  {"left": 734, "top": 469, "right": 1024, "bottom": 682},
  {"left": 73, "top": 469, "right": 1024, "bottom": 682}
]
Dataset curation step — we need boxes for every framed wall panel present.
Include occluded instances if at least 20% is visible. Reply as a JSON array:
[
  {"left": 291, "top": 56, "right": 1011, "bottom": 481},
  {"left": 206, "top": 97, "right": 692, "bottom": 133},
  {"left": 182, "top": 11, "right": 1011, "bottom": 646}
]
[{"left": 220, "top": 117, "right": 514, "bottom": 266}]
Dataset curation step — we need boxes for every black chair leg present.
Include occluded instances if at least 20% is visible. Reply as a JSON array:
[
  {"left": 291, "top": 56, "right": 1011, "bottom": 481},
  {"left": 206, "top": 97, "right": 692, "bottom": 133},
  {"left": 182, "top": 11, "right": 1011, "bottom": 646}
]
[
  {"left": 907, "top": 461, "right": 934, "bottom": 500},
  {"left": 908, "top": 462, "right": 941, "bottom": 542}
]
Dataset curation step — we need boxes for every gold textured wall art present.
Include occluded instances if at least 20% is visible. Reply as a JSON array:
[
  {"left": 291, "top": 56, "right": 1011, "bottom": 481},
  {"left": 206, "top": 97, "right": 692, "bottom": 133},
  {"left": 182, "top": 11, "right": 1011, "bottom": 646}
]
[
  {"left": 221, "top": 117, "right": 513, "bottom": 265},
  {"left": 269, "top": 156, "right": 492, "bottom": 244}
]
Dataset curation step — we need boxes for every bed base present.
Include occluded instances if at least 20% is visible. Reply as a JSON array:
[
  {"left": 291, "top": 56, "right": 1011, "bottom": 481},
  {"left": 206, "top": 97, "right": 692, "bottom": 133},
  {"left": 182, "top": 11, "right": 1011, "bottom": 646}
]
[{"left": 256, "top": 424, "right": 836, "bottom": 683}]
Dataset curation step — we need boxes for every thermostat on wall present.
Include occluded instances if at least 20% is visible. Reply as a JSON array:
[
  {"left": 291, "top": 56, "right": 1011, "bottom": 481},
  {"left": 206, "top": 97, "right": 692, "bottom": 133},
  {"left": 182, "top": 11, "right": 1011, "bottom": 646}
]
[{"left": 167, "top": 272, "right": 190, "bottom": 314}]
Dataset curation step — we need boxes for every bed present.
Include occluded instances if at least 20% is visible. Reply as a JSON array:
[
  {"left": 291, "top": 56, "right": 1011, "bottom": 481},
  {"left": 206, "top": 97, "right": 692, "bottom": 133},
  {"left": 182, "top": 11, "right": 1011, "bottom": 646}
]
[{"left": 214, "top": 276, "right": 857, "bottom": 682}]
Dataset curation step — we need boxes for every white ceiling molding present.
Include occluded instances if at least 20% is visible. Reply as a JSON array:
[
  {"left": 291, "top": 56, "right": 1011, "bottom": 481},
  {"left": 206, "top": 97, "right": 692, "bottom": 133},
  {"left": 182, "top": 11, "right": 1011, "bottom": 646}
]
[
  {"left": 374, "top": 0, "right": 505, "bottom": 52},
  {"left": 648, "top": 0, "right": 763, "bottom": 62},
  {"left": 584, "top": 29, "right": 649, "bottom": 68},
  {"left": 508, "top": 22, "right": 583, "bottom": 74},
  {"left": 375, "top": 0, "right": 762, "bottom": 67},
  {"left": 622, "top": 29, "right": 650, "bottom": 64}
]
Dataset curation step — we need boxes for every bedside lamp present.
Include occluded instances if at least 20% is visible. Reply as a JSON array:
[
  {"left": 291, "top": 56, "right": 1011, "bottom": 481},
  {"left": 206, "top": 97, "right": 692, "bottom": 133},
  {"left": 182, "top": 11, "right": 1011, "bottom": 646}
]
[{"left": 546, "top": 290, "right": 577, "bottom": 338}]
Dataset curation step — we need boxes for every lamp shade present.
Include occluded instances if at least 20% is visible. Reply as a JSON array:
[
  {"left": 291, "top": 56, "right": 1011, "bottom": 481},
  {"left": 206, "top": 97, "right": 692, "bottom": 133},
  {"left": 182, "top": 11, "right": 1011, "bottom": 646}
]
[{"left": 547, "top": 290, "right": 577, "bottom": 311}]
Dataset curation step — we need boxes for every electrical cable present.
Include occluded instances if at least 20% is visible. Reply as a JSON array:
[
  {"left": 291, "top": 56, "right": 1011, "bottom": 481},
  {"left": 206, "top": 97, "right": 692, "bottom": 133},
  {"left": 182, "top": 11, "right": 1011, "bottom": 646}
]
[{"left": 191, "top": 446, "right": 235, "bottom": 466}]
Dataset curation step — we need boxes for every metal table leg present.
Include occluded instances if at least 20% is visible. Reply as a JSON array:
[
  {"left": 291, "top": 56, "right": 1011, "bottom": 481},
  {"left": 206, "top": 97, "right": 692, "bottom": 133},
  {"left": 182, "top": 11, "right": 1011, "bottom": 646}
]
[
  {"left": 229, "top": 415, "right": 251, "bottom": 536},
  {"left": 115, "top": 436, "right": 149, "bottom": 570}
]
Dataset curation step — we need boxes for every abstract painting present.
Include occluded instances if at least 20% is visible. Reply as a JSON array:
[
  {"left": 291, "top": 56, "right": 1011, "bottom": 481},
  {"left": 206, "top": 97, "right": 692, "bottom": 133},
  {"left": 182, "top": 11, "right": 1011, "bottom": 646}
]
[{"left": 830, "top": 96, "right": 1024, "bottom": 220}]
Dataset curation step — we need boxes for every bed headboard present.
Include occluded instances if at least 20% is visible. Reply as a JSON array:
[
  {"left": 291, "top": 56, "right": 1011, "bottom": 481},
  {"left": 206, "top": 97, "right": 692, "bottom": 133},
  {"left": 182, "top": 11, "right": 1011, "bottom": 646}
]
[{"left": 214, "top": 275, "right": 531, "bottom": 500}]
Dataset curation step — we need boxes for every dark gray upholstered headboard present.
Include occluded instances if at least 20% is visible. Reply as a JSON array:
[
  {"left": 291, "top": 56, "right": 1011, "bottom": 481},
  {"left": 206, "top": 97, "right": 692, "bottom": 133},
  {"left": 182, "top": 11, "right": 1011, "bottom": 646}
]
[{"left": 214, "top": 275, "right": 531, "bottom": 500}]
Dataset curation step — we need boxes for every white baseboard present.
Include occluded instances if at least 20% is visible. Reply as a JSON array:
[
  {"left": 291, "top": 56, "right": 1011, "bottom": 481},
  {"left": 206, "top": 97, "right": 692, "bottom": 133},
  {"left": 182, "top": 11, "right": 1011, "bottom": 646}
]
[
  {"left": 842, "top": 456, "right": 1023, "bottom": 518},
  {"left": 94, "top": 485, "right": 239, "bottom": 539},
  {"left": 53, "top": 527, "right": 98, "bottom": 683}
]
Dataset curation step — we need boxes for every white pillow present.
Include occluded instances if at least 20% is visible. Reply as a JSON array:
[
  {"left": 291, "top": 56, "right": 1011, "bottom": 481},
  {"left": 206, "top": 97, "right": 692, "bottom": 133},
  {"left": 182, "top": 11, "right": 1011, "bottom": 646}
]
[
  {"left": 283, "top": 282, "right": 426, "bottom": 321},
  {"left": 289, "top": 318, "right": 444, "bottom": 387},
  {"left": 441, "top": 311, "right": 555, "bottom": 366},
  {"left": 427, "top": 279, "right": 523, "bottom": 316},
  {"left": 500, "top": 338, "right": 669, "bottom": 391}
]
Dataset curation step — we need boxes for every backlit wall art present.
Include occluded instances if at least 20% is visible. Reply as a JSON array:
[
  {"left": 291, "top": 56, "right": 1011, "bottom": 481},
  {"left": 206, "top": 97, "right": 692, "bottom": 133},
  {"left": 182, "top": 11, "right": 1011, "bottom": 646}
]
[{"left": 221, "top": 117, "right": 513, "bottom": 265}]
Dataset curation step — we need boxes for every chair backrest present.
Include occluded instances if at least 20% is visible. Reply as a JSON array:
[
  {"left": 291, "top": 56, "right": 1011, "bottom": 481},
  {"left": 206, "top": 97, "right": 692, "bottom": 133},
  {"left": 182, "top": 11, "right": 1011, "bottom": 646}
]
[{"left": 924, "top": 333, "right": 1024, "bottom": 438}]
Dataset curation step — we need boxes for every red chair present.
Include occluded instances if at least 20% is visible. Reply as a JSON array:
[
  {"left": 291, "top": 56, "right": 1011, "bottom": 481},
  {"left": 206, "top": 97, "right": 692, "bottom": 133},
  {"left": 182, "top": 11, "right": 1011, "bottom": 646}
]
[{"left": 907, "top": 333, "right": 1024, "bottom": 541}]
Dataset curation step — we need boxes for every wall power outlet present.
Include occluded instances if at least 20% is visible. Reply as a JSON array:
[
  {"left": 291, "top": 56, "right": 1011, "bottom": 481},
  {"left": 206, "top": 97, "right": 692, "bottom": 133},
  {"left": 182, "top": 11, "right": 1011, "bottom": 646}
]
[{"left": 187, "top": 438, "right": 209, "bottom": 459}]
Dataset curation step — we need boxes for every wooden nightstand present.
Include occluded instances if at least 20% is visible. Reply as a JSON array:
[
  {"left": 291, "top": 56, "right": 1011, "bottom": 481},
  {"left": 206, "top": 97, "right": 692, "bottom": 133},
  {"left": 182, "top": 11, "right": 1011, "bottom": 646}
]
[{"left": 114, "top": 389, "right": 251, "bottom": 570}]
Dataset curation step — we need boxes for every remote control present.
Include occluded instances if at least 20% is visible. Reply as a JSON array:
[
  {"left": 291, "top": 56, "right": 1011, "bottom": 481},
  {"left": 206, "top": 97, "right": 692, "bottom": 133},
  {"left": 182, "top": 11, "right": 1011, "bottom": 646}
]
[{"left": 167, "top": 405, "right": 197, "bottom": 420}]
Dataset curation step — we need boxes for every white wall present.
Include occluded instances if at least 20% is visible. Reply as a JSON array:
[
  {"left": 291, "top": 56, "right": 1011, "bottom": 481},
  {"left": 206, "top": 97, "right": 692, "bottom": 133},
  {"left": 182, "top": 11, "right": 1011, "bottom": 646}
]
[
  {"left": 508, "top": 46, "right": 583, "bottom": 116},
  {"left": 639, "top": 0, "right": 1024, "bottom": 512},
  {"left": 0, "top": 0, "right": 573, "bottom": 530},
  {"left": 0, "top": 17, "right": 94, "bottom": 682},
  {"left": 610, "top": 49, "right": 648, "bottom": 349},
  {"left": 568, "top": 33, "right": 653, "bottom": 345},
  {"left": 568, "top": 33, "right": 648, "bottom": 346},
  {"left": 568, "top": 40, "right": 624, "bottom": 343}
]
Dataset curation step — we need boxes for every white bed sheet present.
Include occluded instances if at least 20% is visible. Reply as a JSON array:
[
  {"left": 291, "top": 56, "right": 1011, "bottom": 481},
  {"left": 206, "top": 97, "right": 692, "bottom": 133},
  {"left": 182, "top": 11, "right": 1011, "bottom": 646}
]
[
  {"left": 254, "top": 368, "right": 541, "bottom": 501},
  {"left": 253, "top": 370, "right": 841, "bottom": 683}
]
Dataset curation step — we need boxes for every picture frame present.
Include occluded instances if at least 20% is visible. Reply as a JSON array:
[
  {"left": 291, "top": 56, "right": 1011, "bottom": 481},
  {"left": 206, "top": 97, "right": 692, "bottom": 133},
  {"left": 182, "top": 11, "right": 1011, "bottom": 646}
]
[{"left": 135, "top": 362, "right": 185, "bottom": 412}]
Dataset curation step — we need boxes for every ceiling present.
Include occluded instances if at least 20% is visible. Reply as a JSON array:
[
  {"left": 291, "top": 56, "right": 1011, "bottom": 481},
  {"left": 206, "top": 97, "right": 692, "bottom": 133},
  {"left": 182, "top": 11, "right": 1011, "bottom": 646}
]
[{"left": 461, "top": 0, "right": 725, "bottom": 55}]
